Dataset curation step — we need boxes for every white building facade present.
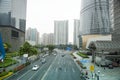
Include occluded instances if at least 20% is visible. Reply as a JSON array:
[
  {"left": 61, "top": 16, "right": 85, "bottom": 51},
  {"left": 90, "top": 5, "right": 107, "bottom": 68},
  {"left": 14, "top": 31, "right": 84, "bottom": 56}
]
[
  {"left": 41, "top": 33, "right": 54, "bottom": 45},
  {"left": 54, "top": 20, "right": 68, "bottom": 45},
  {"left": 73, "top": 19, "right": 80, "bottom": 48}
]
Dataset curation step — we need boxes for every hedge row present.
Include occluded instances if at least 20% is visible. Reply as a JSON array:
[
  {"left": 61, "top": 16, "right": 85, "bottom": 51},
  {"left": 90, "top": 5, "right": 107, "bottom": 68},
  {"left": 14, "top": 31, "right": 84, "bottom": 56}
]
[
  {"left": 77, "top": 52, "right": 89, "bottom": 58},
  {"left": 0, "top": 58, "right": 17, "bottom": 68},
  {"left": 0, "top": 72, "right": 13, "bottom": 80}
]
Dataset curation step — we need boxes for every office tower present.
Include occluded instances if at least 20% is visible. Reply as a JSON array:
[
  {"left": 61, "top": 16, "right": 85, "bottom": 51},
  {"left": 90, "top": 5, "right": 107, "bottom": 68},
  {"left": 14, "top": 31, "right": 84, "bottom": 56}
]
[
  {"left": 0, "top": 0, "right": 27, "bottom": 51},
  {"left": 110, "top": 0, "right": 120, "bottom": 41},
  {"left": 80, "top": 0, "right": 111, "bottom": 49},
  {"left": 54, "top": 20, "right": 68, "bottom": 45},
  {"left": 25, "top": 28, "right": 39, "bottom": 45},
  {"left": 73, "top": 19, "right": 80, "bottom": 48}
]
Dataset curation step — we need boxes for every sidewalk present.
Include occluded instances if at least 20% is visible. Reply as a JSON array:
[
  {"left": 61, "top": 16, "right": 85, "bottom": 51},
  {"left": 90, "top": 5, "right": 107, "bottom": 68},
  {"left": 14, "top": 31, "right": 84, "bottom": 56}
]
[
  {"left": 1, "top": 57, "right": 22, "bottom": 72},
  {"left": 73, "top": 51, "right": 120, "bottom": 80}
]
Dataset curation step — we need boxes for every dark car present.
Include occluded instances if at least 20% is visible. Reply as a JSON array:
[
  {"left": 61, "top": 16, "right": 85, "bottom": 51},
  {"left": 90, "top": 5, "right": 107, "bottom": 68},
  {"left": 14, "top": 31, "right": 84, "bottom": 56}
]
[
  {"left": 42, "top": 59, "right": 46, "bottom": 64},
  {"left": 61, "top": 54, "right": 65, "bottom": 57},
  {"left": 108, "top": 64, "right": 113, "bottom": 69}
]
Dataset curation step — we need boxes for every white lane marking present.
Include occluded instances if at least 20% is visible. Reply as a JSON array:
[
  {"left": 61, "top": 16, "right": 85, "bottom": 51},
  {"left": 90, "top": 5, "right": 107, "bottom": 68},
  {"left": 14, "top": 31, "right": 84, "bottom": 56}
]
[
  {"left": 56, "top": 68, "right": 57, "bottom": 72},
  {"left": 37, "top": 70, "right": 46, "bottom": 80},
  {"left": 41, "top": 54, "right": 58, "bottom": 80},
  {"left": 17, "top": 69, "right": 31, "bottom": 80},
  {"left": 72, "top": 68, "right": 75, "bottom": 72},
  {"left": 28, "top": 64, "right": 46, "bottom": 80},
  {"left": 18, "top": 55, "right": 52, "bottom": 80},
  {"left": 64, "top": 61, "right": 65, "bottom": 65},
  {"left": 64, "top": 68, "right": 66, "bottom": 72},
  {"left": 69, "top": 62, "right": 71, "bottom": 65}
]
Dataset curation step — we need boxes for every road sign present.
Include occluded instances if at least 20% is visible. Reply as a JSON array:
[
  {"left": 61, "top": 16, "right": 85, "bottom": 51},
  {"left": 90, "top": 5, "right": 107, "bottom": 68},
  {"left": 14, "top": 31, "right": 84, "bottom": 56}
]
[
  {"left": 90, "top": 65, "right": 94, "bottom": 72},
  {"left": 66, "top": 47, "right": 72, "bottom": 51},
  {"left": 80, "top": 59, "right": 89, "bottom": 63}
]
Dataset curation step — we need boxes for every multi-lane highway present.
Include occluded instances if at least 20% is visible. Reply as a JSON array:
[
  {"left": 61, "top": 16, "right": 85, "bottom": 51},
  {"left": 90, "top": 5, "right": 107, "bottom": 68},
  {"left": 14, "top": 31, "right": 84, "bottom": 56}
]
[
  {"left": 5, "top": 50, "right": 85, "bottom": 80},
  {"left": 4, "top": 54, "right": 55, "bottom": 80},
  {"left": 41, "top": 51, "right": 83, "bottom": 80}
]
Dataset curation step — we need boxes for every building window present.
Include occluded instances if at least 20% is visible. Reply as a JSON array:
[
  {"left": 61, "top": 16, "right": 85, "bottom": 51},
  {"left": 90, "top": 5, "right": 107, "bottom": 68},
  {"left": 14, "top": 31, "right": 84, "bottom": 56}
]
[
  {"left": 11, "top": 30, "right": 19, "bottom": 38},
  {"left": 19, "top": 19, "right": 26, "bottom": 31}
]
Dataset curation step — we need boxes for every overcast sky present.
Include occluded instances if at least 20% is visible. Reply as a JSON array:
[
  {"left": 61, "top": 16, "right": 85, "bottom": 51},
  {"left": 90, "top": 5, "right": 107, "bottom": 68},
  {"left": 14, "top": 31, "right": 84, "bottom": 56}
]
[{"left": 26, "top": 0, "right": 81, "bottom": 43}]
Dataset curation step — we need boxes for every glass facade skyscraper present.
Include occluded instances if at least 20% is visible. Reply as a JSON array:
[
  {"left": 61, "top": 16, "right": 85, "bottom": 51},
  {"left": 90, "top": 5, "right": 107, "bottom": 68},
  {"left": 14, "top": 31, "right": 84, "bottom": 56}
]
[
  {"left": 0, "top": 0, "right": 27, "bottom": 51},
  {"left": 110, "top": 0, "right": 120, "bottom": 41},
  {"left": 0, "top": 0, "right": 27, "bottom": 31},
  {"left": 80, "top": 0, "right": 111, "bottom": 35},
  {"left": 25, "top": 28, "right": 39, "bottom": 45}
]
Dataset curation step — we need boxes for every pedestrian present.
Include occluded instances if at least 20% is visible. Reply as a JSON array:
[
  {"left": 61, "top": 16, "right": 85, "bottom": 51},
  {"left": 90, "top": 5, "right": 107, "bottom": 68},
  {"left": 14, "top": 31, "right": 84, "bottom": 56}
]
[
  {"left": 86, "top": 71, "right": 88, "bottom": 75},
  {"left": 104, "top": 66, "right": 105, "bottom": 70},
  {"left": 97, "top": 75, "right": 99, "bottom": 80}
]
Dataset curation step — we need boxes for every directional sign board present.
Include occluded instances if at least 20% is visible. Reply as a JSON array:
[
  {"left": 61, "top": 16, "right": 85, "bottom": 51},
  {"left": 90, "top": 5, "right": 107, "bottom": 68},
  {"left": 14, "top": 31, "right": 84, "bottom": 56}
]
[
  {"left": 66, "top": 47, "right": 72, "bottom": 51},
  {"left": 90, "top": 65, "right": 94, "bottom": 72},
  {"left": 80, "top": 59, "right": 89, "bottom": 63}
]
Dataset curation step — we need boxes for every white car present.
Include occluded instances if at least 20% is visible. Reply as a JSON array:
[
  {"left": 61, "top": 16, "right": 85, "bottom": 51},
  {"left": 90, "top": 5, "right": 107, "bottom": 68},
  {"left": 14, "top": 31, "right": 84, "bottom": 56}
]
[
  {"left": 54, "top": 54, "right": 56, "bottom": 55},
  {"left": 32, "top": 65, "right": 39, "bottom": 71}
]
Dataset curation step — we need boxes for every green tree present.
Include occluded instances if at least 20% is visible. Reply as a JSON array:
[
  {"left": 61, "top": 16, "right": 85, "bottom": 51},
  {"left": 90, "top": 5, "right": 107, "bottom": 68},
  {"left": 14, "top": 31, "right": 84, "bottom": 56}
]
[
  {"left": 46, "top": 45, "right": 55, "bottom": 52},
  {"left": 4, "top": 43, "right": 11, "bottom": 52},
  {"left": 19, "top": 42, "right": 39, "bottom": 56},
  {"left": 73, "top": 45, "right": 78, "bottom": 50},
  {"left": 19, "top": 42, "right": 31, "bottom": 56},
  {"left": 19, "top": 46, "right": 24, "bottom": 56},
  {"left": 88, "top": 43, "right": 96, "bottom": 63},
  {"left": 30, "top": 47, "right": 38, "bottom": 55}
]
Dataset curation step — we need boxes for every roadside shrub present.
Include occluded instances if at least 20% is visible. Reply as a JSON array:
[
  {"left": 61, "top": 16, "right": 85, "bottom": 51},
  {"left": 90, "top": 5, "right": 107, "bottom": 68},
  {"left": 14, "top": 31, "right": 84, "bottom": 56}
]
[
  {"left": 77, "top": 52, "right": 89, "bottom": 58},
  {"left": 0, "top": 72, "right": 8, "bottom": 77},
  {"left": 0, "top": 72, "right": 13, "bottom": 80},
  {"left": 0, "top": 58, "right": 17, "bottom": 68},
  {"left": 25, "top": 62, "right": 30, "bottom": 66}
]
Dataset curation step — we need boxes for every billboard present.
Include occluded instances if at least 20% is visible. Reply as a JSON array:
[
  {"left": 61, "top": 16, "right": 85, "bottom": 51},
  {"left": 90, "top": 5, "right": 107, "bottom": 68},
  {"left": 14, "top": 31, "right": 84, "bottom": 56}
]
[{"left": 0, "top": 34, "right": 6, "bottom": 61}]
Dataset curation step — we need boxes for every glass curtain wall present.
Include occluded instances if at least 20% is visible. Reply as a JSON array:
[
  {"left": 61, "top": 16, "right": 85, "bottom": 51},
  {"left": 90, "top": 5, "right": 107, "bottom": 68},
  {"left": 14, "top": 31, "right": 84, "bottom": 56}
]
[{"left": 80, "top": 0, "right": 111, "bottom": 35}]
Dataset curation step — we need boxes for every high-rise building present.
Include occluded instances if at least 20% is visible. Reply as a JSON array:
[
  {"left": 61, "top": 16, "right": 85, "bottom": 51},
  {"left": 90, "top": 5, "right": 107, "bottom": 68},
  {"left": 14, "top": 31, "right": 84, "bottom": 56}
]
[
  {"left": 80, "top": 0, "right": 111, "bottom": 49},
  {"left": 48, "top": 33, "right": 54, "bottom": 45},
  {"left": 110, "top": 0, "right": 120, "bottom": 41},
  {"left": 41, "top": 33, "right": 54, "bottom": 45},
  {"left": 54, "top": 20, "right": 68, "bottom": 45},
  {"left": 80, "top": 0, "right": 111, "bottom": 35},
  {"left": 0, "top": 0, "right": 27, "bottom": 51},
  {"left": 73, "top": 19, "right": 80, "bottom": 48},
  {"left": 25, "top": 28, "right": 39, "bottom": 45}
]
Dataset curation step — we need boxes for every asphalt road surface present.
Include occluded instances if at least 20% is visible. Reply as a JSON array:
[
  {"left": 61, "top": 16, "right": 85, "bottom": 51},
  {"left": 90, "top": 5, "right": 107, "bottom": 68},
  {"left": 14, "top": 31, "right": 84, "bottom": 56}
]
[{"left": 4, "top": 50, "right": 85, "bottom": 80}]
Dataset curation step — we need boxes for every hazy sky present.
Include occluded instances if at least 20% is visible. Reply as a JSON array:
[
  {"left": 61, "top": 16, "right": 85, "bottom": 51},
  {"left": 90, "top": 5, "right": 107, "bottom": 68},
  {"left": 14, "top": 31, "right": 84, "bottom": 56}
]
[{"left": 26, "top": 0, "right": 81, "bottom": 43}]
